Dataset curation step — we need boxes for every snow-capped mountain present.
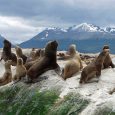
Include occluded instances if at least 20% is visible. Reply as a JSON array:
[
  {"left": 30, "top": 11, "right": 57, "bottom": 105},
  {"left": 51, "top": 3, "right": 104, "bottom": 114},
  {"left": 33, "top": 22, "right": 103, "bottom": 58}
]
[
  {"left": 29, "top": 23, "right": 115, "bottom": 40},
  {"left": 104, "top": 27, "right": 115, "bottom": 34},
  {"left": 19, "top": 23, "right": 115, "bottom": 53},
  {"left": 68, "top": 23, "right": 103, "bottom": 32},
  {"left": 34, "top": 27, "right": 67, "bottom": 40}
]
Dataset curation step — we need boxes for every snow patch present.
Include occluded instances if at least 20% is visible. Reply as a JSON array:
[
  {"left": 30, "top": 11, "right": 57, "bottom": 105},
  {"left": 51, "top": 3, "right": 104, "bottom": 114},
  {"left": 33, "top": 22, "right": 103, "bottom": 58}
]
[{"left": 70, "top": 23, "right": 102, "bottom": 32}]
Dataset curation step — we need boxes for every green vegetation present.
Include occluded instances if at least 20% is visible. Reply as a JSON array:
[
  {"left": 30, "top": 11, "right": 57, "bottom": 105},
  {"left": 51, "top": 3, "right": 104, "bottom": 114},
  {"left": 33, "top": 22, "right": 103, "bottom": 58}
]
[
  {"left": 48, "top": 93, "right": 89, "bottom": 115},
  {"left": 0, "top": 84, "right": 89, "bottom": 115},
  {"left": 0, "top": 85, "right": 59, "bottom": 115}
]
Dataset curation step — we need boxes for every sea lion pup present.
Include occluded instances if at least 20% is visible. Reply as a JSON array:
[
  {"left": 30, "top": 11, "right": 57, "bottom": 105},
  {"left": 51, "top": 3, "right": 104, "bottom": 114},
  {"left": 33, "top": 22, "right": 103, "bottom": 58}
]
[
  {"left": 30, "top": 48, "right": 35, "bottom": 58},
  {"left": 15, "top": 46, "right": 27, "bottom": 64},
  {"left": 34, "top": 49, "right": 41, "bottom": 60},
  {"left": 29, "top": 48, "right": 36, "bottom": 60},
  {"left": 0, "top": 60, "right": 12, "bottom": 86},
  {"left": 39, "top": 49, "right": 45, "bottom": 58},
  {"left": 0, "top": 39, "right": 17, "bottom": 66},
  {"left": 61, "top": 45, "right": 83, "bottom": 80},
  {"left": 102, "top": 45, "right": 114, "bottom": 69},
  {"left": 26, "top": 48, "right": 41, "bottom": 62},
  {"left": 13, "top": 58, "right": 27, "bottom": 81},
  {"left": 25, "top": 49, "right": 45, "bottom": 70},
  {"left": 27, "top": 40, "right": 59, "bottom": 82},
  {"left": 80, "top": 54, "right": 95, "bottom": 65},
  {"left": 79, "top": 48, "right": 109, "bottom": 84}
]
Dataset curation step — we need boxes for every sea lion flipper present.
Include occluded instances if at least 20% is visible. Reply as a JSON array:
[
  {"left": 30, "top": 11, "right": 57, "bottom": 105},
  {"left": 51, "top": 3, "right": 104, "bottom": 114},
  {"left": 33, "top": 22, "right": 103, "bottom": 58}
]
[{"left": 110, "top": 62, "right": 115, "bottom": 68}]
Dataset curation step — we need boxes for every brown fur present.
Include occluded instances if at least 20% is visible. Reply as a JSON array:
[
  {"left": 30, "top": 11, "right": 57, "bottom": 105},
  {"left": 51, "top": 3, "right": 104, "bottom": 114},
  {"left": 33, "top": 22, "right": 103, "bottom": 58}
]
[
  {"left": 58, "top": 44, "right": 78, "bottom": 60},
  {"left": 34, "top": 49, "right": 41, "bottom": 59},
  {"left": 29, "top": 48, "right": 36, "bottom": 60},
  {"left": 15, "top": 46, "right": 27, "bottom": 64},
  {"left": 61, "top": 45, "right": 83, "bottom": 80},
  {"left": 84, "top": 58, "right": 95, "bottom": 65},
  {"left": 13, "top": 58, "right": 27, "bottom": 81},
  {"left": 0, "top": 60, "right": 12, "bottom": 86},
  {"left": 80, "top": 54, "right": 95, "bottom": 65},
  {"left": 25, "top": 60, "right": 39, "bottom": 70},
  {"left": 102, "top": 45, "right": 114, "bottom": 69},
  {"left": 25, "top": 49, "right": 45, "bottom": 70},
  {"left": 39, "top": 49, "right": 45, "bottom": 58},
  {"left": 79, "top": 49, "right": 109, "bottom": 84},
  {"left": 26, "top": 48, "right": 41, "bottom": 63},
  {"left": 27, "top": 40, "right": 59, "bottom": 82},
  {"left": 0, "top": 39, "right": 17, "bottom": 66}
]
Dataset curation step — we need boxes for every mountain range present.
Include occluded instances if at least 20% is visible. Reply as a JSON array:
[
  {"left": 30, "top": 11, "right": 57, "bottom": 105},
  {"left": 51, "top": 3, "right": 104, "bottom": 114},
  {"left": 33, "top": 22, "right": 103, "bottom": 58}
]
[
  {"left": 0, "top": 23, "right": 115, "bottom": 53},
  {"left": 19, "top": 23, "right": 115, "bottom": 53}
]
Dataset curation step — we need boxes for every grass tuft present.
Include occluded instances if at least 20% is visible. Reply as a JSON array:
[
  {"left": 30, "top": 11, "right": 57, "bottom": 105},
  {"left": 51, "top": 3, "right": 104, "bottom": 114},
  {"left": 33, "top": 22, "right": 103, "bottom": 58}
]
[
  {"left": 0, "top": 85, "right": 59, "bottom": 115},
  {"left": 48, "top": 93, "right": 89, "bottom": 115},
  {"left": 0, "top": 84, "right": 90, "bottom": 115}
]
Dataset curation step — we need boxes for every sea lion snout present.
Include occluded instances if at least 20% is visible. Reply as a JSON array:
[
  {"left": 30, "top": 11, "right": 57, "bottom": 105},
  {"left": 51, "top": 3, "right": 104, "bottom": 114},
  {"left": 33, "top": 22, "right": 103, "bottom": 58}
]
[
  {"left": 5, "top": 60, "right": 12, "bottom": 65},
  {"left": 52, "top": 40, "right": 58, "bottom": 47},
  {"left": 103, "top": 45, "right": 109, "bottom": 50},
  {"left": 53, "top": 40, "right": 57, "bottom": 43},
  {"left": 103, "top": 49, "right": 110, "bottom": 53},
  {"left": 17, "top": 58, "right": 23, "bottom": 65}
]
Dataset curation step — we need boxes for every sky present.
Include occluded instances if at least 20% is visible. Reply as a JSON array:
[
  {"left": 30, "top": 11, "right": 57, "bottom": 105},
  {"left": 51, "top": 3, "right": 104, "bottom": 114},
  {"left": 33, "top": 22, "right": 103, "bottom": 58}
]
[{"left": 0, "top": 0, "right": 115, "bottom": 43}]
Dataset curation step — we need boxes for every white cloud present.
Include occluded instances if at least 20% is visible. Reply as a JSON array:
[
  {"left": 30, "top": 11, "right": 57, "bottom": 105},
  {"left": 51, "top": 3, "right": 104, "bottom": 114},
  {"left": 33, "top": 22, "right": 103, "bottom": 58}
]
[
  {"left": 0, "top": 0, "right": 115, "bottom": 43},
  {"left": 61, "top": 0, "right": 115, "bottom": 9},
  {"left": 0, "top": 16, "right": 45, "bottom": 44}
]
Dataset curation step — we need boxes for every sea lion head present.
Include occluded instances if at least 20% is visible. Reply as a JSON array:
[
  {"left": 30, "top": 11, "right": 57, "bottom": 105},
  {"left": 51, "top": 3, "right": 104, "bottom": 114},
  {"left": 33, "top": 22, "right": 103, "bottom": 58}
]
[
  {"left": 32, "top": 48, "right": 35, "bottom": 51},
  {"left": 103, "top": 49, "right": 110, "bottom": 53},
  {"left": 96, "top": 49, "right": 109, "bottom": 65},
  {"left": 103, "top": 45, "right": 110, "bottom": 53},
  {"left": 5, "top": 60, "right": 12, "bottom": 69},
  {"left": 68, "top": 44, "right": 76, "bottom": 55},
  {"left": 3, "top": 39, "right": 11, "bottom": 48},
  {"left": 103, "top": 45, "right": 109, "bottom": 50},
  {"left": 35, "top": 49, "right": 41, "bottom": 57},
  {"left": 17, "top": 58, "right": 23, "bottom": 65},
  {"left": 101, "top": 47, "right": 110, "bottom": 56},
  {"left": 45, "top": 40, "right": 58, "bottom": 54},
  {"left": 15, "top": 46, "right": 23, "bottom": 56}
]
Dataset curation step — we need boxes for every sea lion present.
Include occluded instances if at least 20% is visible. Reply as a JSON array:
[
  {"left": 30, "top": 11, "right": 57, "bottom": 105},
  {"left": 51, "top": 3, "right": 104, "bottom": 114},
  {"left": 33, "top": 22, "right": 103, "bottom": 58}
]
[
  {"left": 34, "top": 49, "right": 41, "bottom": 60},
  {"left": 13, "top": 58, "right": 27, "bottom": 81},
  {"left": 29, "top": 48, "right": 36, "bottom": 60},
  {"left": 80, "top": 54, "right": 95, "bottom": 65},
  {"left": 25, "top": 49, "right": 45, "bottom": 70},
  {"left": 79, "top": 49, "right": 109, "bottom": 84},
  {"left": 0, "top": 39, "right": 17, "bottom": 66},
  {"left": 39, "top": 49, "right": 45, "bottom": 58},
  {"left": 30, "top": 48, "right": 35, "bottom": 58},
  {"left": 27, "top": 40, "right": 59, "bottom": 82},
  {"left": 0, "top": 60, "right": 12, "bottom": 86},
  {"left": 25, "top": 59, "right": 39, "bottom": 70},
  {"left": 61, "top": 45, "right": 83, "bottom": 80},
  {"left": 102, "top": 45, "right": 114, "bottom": 69},
  {"left": 15, "top": 46, "right": 27, "bottom": 64},
  {"left": 58, "top": 44, "right": 78, "bottom": 60},
  {"left": 26, "top": 48, "right": 41, "bottom": 62}
]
